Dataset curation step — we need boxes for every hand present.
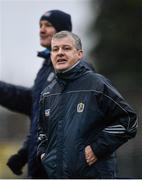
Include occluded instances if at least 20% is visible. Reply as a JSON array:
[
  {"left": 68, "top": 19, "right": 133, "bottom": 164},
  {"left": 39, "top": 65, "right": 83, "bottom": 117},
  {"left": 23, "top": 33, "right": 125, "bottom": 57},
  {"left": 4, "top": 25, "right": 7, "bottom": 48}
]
[
  {"left": 7, "top": 153, "right": 26, "bottom": 175},
  {"left": 41, "top": 153, "right": 45, "bottom": 160},
  {"left": 85, "top": 145, "right": 98, "bottom": 166}
]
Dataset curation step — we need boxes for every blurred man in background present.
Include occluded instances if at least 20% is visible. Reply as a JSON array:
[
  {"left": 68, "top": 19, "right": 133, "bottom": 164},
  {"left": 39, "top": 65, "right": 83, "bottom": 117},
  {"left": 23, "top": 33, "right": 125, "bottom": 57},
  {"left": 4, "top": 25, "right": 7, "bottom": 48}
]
[{"left": 0, "top": 9, "right": 72, "bottom": 178}]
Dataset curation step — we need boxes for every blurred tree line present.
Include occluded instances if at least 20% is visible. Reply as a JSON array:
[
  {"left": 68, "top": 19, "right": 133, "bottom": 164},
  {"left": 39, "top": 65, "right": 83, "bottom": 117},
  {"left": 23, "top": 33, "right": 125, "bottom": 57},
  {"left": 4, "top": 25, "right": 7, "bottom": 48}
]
[
  {"left": 89, "top": 0, "right": 142, "bottom": 178},
  {"left": 90, "top": 0, "right": 142, "bottom": 91}
]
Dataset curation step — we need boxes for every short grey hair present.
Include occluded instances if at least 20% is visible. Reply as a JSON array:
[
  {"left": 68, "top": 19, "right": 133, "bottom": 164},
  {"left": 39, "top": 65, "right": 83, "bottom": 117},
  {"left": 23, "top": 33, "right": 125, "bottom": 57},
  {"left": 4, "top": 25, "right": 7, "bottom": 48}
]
[{"left": 52, "top": 31, "right": 82, "bottom": 50}]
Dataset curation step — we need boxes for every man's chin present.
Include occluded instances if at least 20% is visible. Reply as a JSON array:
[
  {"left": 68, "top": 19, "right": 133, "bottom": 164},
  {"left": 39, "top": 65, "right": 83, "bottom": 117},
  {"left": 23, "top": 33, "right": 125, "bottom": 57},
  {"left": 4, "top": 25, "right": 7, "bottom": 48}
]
[
  {"left": 55, "top": 67, "right": 68, "bottom": 73},
  {"left": 40, "top": 41, "right": 51, "bottom": 48},
  {"left": 55, "top": 64, "right": 68, "bottom": 72}
]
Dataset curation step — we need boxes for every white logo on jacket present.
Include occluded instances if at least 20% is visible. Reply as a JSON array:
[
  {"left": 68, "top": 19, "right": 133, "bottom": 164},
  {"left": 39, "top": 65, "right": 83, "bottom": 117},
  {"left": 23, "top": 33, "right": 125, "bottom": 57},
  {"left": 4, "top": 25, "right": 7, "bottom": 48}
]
[
  {"left": 45, "top": 109, "right": 50, "bottom": 117},
  {"left": 77, "top": 102, "right": 85, "bottom": 113}
]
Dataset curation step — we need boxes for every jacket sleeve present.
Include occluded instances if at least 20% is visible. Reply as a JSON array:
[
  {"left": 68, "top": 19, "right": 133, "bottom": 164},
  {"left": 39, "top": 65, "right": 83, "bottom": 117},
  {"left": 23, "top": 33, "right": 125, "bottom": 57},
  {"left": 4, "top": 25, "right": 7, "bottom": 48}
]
[
  {"left": 91, "top": 78, "right": 138, "bottom": 159},
  {"left": 0, "top": 81, "right": 32, "bottom": 116},
  {"left": 37, "top": 96, "right": 48, "bottom": 159}
]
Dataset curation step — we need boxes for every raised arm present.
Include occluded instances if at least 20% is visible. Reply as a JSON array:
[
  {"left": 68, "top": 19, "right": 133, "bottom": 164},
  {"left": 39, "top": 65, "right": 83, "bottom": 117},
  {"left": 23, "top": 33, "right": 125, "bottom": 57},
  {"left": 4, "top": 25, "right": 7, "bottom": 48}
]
[{"left": 0, "top": 81, "right": 32, "bottom": 116}]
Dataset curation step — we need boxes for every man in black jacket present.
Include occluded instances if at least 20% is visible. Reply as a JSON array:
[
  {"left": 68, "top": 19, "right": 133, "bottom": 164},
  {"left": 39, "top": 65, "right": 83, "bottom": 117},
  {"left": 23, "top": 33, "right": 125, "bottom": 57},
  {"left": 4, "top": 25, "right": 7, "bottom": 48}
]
[
  {"left": 38, "top": 31, "right": 137, "bottom": 178},
  {"left": 0, "top": 10, "right": 72, "bottom": 178}
]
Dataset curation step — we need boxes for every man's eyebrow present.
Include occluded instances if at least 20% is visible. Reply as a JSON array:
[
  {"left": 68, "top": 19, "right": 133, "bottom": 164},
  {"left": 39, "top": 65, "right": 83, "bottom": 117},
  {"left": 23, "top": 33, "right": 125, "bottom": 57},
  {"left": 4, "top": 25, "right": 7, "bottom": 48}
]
[
  {"left": 52, "top": 45, "right": 59, "bottom": 48},
  {"left": 52, "top": 44, "right": 71, "bottom": 47}
]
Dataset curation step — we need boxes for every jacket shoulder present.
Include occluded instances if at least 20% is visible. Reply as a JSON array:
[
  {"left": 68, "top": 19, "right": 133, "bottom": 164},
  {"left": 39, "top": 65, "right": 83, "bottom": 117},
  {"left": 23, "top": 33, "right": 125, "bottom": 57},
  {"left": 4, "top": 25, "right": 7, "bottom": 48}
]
[{"left": 85, "top": 72, "right": 112, "bottom": 91}]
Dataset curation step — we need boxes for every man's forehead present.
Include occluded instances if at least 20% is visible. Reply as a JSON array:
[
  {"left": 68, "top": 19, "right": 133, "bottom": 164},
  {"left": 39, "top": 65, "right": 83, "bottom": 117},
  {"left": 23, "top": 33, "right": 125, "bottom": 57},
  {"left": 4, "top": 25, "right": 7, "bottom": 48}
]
[
  {"left": 52, "top": 36, "right": 74, "bottom": 45},
  {"left": 51, "top": 43, "right": 74, "bottom": 49},
  {"left": 52, "top": 44, "right": 73, "bottom": 48}
]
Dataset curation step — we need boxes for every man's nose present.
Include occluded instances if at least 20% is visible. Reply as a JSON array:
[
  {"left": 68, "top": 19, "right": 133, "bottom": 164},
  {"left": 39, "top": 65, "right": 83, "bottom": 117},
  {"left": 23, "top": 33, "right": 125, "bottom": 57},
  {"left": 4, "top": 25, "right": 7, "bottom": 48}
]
[
  {"left": 40, "top": 26, "right": 46, "bottom": 33},
  {"left": 57, "top": 48, "right": 64, "bottom": 55}
]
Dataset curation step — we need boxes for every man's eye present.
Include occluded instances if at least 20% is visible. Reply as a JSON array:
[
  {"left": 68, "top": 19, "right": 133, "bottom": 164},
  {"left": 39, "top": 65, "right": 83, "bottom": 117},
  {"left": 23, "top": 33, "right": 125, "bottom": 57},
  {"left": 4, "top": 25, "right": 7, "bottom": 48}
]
[
  {"left": 64, "top": 47, "right": 71, "bottom": 51},
  {"left": 52, "top": 48, "right": 58, "bottom": 52},
  {"left": 45, "top": 24, "right": 53, "bottom": 28}
]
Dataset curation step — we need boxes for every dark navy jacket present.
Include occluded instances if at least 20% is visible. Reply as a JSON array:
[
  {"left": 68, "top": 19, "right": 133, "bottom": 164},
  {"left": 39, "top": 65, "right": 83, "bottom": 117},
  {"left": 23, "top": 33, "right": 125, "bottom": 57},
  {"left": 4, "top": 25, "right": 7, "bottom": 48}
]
[
  {"left": 28, "top": 49, "right": 55, "bottom": 178},
  {"left": 38, "top": 61, "right": 137, "bottom": 179},
  {"left": 0, "top": 48, "right": 54, "bottom": 178}
]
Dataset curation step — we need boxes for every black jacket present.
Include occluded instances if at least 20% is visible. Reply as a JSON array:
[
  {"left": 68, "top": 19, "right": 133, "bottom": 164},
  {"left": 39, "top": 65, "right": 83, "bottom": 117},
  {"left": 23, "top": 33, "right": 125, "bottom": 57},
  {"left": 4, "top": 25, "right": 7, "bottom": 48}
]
[{"left": 38, "top": 60, "right": 137, "bottom": 179}]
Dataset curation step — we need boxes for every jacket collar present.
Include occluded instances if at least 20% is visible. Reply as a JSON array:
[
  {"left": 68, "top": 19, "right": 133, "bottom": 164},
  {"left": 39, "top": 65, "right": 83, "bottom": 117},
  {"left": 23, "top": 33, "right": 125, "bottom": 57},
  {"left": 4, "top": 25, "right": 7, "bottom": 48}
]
[
  {"left": 56, "top": 59, "right": 91, "bottom": 82},
  {"left": 37, "top": 48, "right": 52, "bottom": 66},
  {"left": 37, "top": 48, "right": 51, "bottom": 59}
]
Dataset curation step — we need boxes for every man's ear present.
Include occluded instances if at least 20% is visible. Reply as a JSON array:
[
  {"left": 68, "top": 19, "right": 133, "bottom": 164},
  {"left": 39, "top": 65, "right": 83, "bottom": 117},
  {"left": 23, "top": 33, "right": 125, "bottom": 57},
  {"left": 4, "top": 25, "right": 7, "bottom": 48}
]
[{"left": 78, "top": 50, "right": 84, "bottom": 59}]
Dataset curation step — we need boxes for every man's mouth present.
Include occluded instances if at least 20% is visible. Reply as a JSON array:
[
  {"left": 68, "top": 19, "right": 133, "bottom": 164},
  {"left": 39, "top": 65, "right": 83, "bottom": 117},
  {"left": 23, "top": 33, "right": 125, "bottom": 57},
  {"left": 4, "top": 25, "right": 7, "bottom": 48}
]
[
  {"left": 40, "top": 35, "right": 50, "bottom": 39},
  {"left": 57, "top": 59, "right": 67, "bottom": 64}
]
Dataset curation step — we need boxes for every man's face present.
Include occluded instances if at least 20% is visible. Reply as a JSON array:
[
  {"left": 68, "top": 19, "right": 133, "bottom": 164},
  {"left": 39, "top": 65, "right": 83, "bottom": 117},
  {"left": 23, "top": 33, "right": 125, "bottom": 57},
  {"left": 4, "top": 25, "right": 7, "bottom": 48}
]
[
  {"left": 51, "top": 36, "right": 83, "bottom": 72},
  {"left": 39, "top": 20, "right": 56, "bottom": 48}
]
